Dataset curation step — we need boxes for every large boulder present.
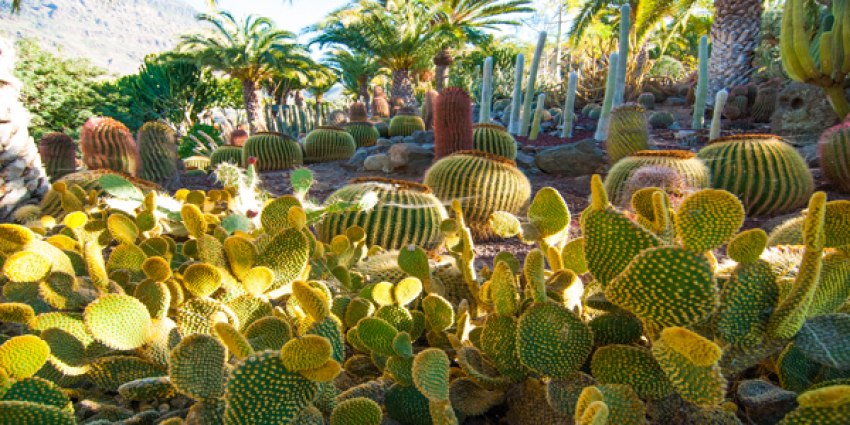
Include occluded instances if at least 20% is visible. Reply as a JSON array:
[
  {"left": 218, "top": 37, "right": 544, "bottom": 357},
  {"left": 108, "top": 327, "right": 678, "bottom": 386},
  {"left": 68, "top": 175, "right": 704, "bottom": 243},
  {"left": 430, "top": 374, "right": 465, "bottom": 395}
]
[
  {"left": 388, "top": 143, "right": 434, "bottom": 175},
  {"left": 737, "top": 380, "right": 798, "bottom": 425},
  {"left": 363, "top": 154, "right": 391, "bottom": 172},
  {"left": 770, "top": 82, "right": 842, "bottom": 145},
  {"left": 534, "top": 139, "right": 605, "bottom": 176}
]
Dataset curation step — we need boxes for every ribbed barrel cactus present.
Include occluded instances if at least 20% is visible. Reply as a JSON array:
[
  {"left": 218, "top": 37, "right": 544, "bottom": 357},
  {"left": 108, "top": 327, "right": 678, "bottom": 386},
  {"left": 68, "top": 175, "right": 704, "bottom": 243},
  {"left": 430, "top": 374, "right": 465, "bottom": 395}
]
[
  {"left": 817, "top": 123, "right": 850, "bottom": 193},
  {"left": 698, "top": 135, "right": 814, "bottom": 216},
  {"left": 604, "top": 150, "right": 711, "bottom": 206},
  {"left": 472, "top": 124, "right": 517, "bottom": 160},
  {"left": 424, "top": 150, "right": 531, "bottom": 240},
  {"left": 137, "top": 122, "right": 178, "bottom": 187},
  {"left": 344, "top": 123, "right": 380, "bottom": 149},
  {"left": 317, "top": 177, "right": 448, "bottom": 251},
  {"left": 389, "top": 110, "right": 426, "bottom": 138},
  {"left": 242, "top": 132, "right": 303, "bottom": 171},
  {"left": 607, "top": 104, "right": 649, "bottom": 164},
  {"left": 210, "top": 146, "right": 243, "bottom": 168},
  {"left": 304, "top": 126, "right": 357, "bottom": 163},
  {"left": 80, "top": 117, "right": 142, "bottom": 177},
  {"left": 38, "top": 133, "right": 76, "bottom": 182}
]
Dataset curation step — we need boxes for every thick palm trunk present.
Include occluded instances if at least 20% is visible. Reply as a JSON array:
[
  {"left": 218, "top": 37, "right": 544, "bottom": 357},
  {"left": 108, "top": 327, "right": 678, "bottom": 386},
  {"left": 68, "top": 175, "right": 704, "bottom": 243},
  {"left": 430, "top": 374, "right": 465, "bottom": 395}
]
[
  {"left": 357, "top": 76, "right": 371, "bottom": 114},
  {"left": 433, "top": 48, "right": 453, "bottom": 93},
  {"left": 392, "top": 68, "right": 418, "bottom": 109},
  {"left": 0, "top": 36, "right": 49, "bottom": 223},
  {"left": 707, "top": 0, "right": 763, "bottom": 102},
  {"left": 241, "top": 79, "right": 267, "bottom": 133}
]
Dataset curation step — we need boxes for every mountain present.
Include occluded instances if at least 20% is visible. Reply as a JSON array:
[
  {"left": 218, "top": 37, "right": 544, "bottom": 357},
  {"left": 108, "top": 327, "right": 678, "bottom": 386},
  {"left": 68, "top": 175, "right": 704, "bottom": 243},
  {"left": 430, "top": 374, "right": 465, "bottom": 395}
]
[{"left": 0, "top": 0, "right": 200, "bottom": 75}]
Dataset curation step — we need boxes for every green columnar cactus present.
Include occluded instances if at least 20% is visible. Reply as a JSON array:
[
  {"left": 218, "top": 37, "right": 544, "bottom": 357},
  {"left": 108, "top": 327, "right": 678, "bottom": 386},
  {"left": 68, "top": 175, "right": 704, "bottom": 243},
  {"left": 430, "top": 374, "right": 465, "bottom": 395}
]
[
  {"left": 818, "top": 123, "right": 850, "bottom": 193},
  {"left": 137, "top": 122, "right": 178, "bottom": 186},
  {"left": 389, "top": 110, "right": 426, "bottom": 138},
  {"left": 242, "top": 132, "right": 303, "bottom": 171},
  {"left": 519, "top": 32, "right": 547, "bottom": 137},
  {"left": 751, "top": 86, "right": 779, "bottom": 123},
  {"left": 692, "top": 35, "right": 709, "bottom": 129},
  {"left": 781, "top": 0, "right": 850, "bottom": 119},
  {"left": 318, "top": 177, "right": 448, "bottom": 251},
  {"left": 562, "top": 71, "right": 579, "bottom": 137},
  {"left": 480, "top": 56, "right": 494, "bottom": 124},
  {"left": 434, "top": 88, "right": 474, "bottom": 160},
  {"left": 80, "top": 117, "right": 141, "bottom": 177},
  {"left": 421, "top": 90, "right": 439, "bottom": 131},
  {"left": 472, "top": 124, "right": 517, "bottom": 160},
  {"left": 607, "top": 104, "right": 650, "bottom": 164},
  {"left": 304, "top": 126, "right": 357, "bottom": 163},
  {"left": 613, "top": 4, "right": 630, "bottom": 107},
  {"left": 424, "top": 151, "right": 531, "bottom": 240},
  {"left": 697, "top": 135, "right": 814, "bottom": 216},
  {"left": 209, "top": 146, "right": 243, "bottom": 168},
  {"left": 344, "top": 122, "right": 381, "bottom": 149},
  {"left": 528, "top": 93, "right": 546, "bottom": 141},
  {"left": 38, "top": 133, "right": 76, "bottom": 182},
  {"left": 508, "top": 53, "right": 525, "bottom": 135},
  {"left": 594, "top": 52, "right": 620, "bottom": 141},
  {"left": 637, "top": 93, "right": 654, "bottom": 110},
  {"left": 710, "top": 90, "right": 728, "bottom": 140},
  {"left": 604, "top": 150, "right": 710, "bottom": 206}
]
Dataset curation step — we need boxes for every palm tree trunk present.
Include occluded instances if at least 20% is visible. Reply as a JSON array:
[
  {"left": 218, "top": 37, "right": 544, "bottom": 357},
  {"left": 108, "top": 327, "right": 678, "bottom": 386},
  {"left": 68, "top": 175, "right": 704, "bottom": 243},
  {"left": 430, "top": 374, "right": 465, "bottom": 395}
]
[
  {"left": 358, "top": 76, "right": 371, "bottom": 114},
  {"left": 392, "top": 68, "right": 418, "bottom": 109},
  {"left": 315, "top": 94, "right": 324, "bottom": 126},
  {"left": 241, "top": 78, "right": 267, "bottom": 133},
  {"left": 0, "top": 36, "right": 50, "bottom": 223},
  {"left": 433, "top": 48, "right": 453, "bottom": 93},
  {"left": 707, "top": 0, "right": 763, "bottom": 103}
]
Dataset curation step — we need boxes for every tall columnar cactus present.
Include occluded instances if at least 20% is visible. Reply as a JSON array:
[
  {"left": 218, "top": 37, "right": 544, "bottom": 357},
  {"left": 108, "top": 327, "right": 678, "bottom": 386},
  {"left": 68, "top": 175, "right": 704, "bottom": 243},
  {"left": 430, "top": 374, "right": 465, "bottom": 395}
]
[
  {"left": 709, "top": 90, "right": 728, "bottom": 141},
  {"left": 38, "top": 133, "right": 76, "bottom": 182},
  {"left": 604, "top": 150, "right": 711, "bottom": 207},
  {"left": 613, "top": 4, "right": 631, "bottom": 107},
  {"left": 817, "top": 123, "right": 850, "bottom": 193},
  {"left": 373, "top": 97, "right": 390, "bottom": 119},
  {"left": 781, "top": 0, "right": 850, "bottom": 119},
  {"left": 434, "top": 88, "right": 474, "bottom": 160},
  {"left": 473, "top": 124, "right": 517, "bottom": 160},
  {"left": 607, "top": 104, "right": 649, "bottom": 164},
  {"left": 697, "top": 134, "right": 814, "bottom": 216},
  {"left": 562, "top": 71, "right": 579, "bottom": 138},
  {"left": 210, "top": 146, "right": 243, "bottom": 168},
  {"left": 751, "top": 86, "right": 779, "bottom": 123},
  {"left": 304, "top": 126, "right": 357, "bottom": 163},
  {"left": 424, "top": 150, "right": 531, "bottom": 240},
  {"left": 421, "top": 90, "right": 439, "bottom": 131},
  {"left": 594, "top": 53, "right": 620, "bottom": 141},
  {"left": 508, "top": 53, "right": 525, "bottom": 135},
  {"left": 349, "top": 102, "right": 368, "bottom": 122},
  {"left": 242, "top": 132, "right": 303, "bottom": 171},
  {"left": 692, "top": 35, "right": 709, "bottom": 129},
  {"left": 137, "top": 122, "right": 178, "bottom": 187},
  {"left": 528, "top": 93, "right": 547, "bottom": 141},
  {"left": 389, "top": 110, "right": 426, "bottom": 138},
  {"left": 479, "top": 57, "right": 494, "bottom": 124},
  {"left": 318, "top": 178, "right": 448, "bottom": 251},
  {"left": 80, "top": 117, "right": 142, "bottom": 177},
  {"left": 344, "top": 122, "right": 381, "bottom": 148},
  {"left": 519, "top": 32, "right": 547, "bottom": 137}
]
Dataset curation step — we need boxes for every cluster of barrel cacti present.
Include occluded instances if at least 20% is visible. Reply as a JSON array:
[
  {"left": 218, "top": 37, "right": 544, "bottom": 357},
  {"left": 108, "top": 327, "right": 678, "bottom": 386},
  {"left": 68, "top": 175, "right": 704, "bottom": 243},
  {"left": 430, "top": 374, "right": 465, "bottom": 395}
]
[
  {"left": 2, "top": 165, "right": 849, "bottom": 425},
  {"left": 721, "top": 79, "right": 781, "bottom": 123}
]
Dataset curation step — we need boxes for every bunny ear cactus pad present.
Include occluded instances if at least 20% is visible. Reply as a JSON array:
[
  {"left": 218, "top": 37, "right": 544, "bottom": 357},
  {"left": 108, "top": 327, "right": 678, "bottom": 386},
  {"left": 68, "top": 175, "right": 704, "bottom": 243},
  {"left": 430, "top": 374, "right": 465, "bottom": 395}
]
[
  {"left": 527, "top": 187, "right": 570, "bottom": 240},
  {"left": 84, "top": 295, "right": 152, "bottom": 351},
  {"left": 590, "top": 345, "right": 674, "bottom": 399},
  {"left": 777, "top": 385, "right": 850, "bottom": 425},
  {"left": 0, "top": 335, "right": 50, "bottom": 379},
  {"left": 517, "top": 302, "right": 593, "bottom": 380},
  {"left": 716, "top": 258, "right": 778, "bottom": 346},
  {"left": 2, "top": 251, "right": 51, "bottom": 283},
  {"left": 255, "top": 227, "right": 311, "bottom": 295},
  {"left": 674, "top": 189, "right": 744, "bottom": 253},
  {"left": 169, "top": 334, "right": 227, "bottom": 401},
  {"left": 794, "top": 314, "right": 850, "bottom": 370},
  {"left": 0, "top": 401, "right": 77, "bottom": 425},
  {"left": 727, "top": 229, "right": 769, "bottom": 264},
  {"left": 413, "top": 348, "right": 451, "bottom": 402},
  {"left": 651, "top": 327, "right": 726, "bottom": 406},
  {"left": 607, "top": 246, "right": 718, "bottom": 328},
  {"left": 224, "top": 350, "right": 319, "bottom": 425},
  {"left": 279, "top": 335, "right": 333, "bottom": 371},
  {"left": 330, "top": 397, "right": 383, "bottom": 425}
]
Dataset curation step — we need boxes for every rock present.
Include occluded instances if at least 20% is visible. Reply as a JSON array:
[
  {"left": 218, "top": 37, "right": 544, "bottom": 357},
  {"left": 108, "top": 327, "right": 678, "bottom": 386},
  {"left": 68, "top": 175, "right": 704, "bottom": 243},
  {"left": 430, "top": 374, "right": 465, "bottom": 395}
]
[
  {"left": 403, "top": 136, "right": 416, "bottom": 144},
  {"left": 534, "top": 139, "right": 605, "bottom": 176},
  {"left": 664, "top": 97, "right": 686, "bottom": 106},
  {"left": 668, "top": 122, "right": 682, "bottom": 130},
  {"left": 342, "top": 148, "right": 369, "bottom": 170},
  {"left": 411, "top": 130, "right": 430, "bottom": 144},
  {"left": 521, "top": 146, "right": 537, "bottom": 154},
  {"left": 541, "top": 122, "right": 552, "bottom": 129},
  {"left": 737, "top": 380, "right": 798, "bottom": 425},
  {"left": 675, "top": 130, "right": 697, "bottom": 139},
  {"left": 797, "top": 143, "right": 819, "bottom": 168},
  {"left": 363, "top": 154, "right": 391, "bottom": 172},
  {"left": 390, "top": 136, "right": 405, "bottom": 144},
  {"left": 376, "top": 139, "right": 392, "bottom": 148},
  {"left": 771, "top": 82, "right": 842, "bottom": 146},
  {"left": 421, "top": 143, "right": 434, "bottom": 150},
  {"left": 388, "top": 143, "right": 434, "bottom": 175},
  {"left": 515, "top": 151, "right": 535, "bottom": 169}
]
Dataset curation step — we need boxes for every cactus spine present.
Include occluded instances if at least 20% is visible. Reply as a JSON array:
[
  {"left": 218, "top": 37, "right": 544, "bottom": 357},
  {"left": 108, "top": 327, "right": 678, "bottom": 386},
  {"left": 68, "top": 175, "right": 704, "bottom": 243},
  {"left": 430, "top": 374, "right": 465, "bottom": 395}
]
[
  {"left": 594, "top": 53, "right": 620, "bottom": 141},
  {"left": 480, "top": 57, "right": 494, "bottom": 124},
  {"left": 709, "top": 90, "right": 728, "bottom": 141},
  {"left": 80, "top": 117, "right": 142, "bottom": 177},
  {"left": 529, "top": 94, "right": 546, "bottom": 141},
  {"left": 519, "top": 32, "right": 547, "bottom": 137},
  {"left": 562, "top": 71, "right": 579, "bottom": 137},
  {"left": 508, "top": 53, "right": 525, "bottom": 135},
  {"left": 692, "top": 35, "right": 709, "bottom": 130},
  {"left": 613, "top": 4, "right": 630, "bottom": 107},
  {"left": 434, "top": 88, "right": 474, "bottom": 160},
  {"left": 38, "top": 133, "right": 76, "bottom": 182}
]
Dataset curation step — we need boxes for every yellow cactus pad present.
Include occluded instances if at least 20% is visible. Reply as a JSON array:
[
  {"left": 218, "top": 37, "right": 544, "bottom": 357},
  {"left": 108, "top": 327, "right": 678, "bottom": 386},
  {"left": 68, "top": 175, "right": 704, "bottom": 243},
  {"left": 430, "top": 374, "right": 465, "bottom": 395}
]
[
  {"left": 299, "top": 359, "right": 341, "bottom": 382},
  {"left": 107, "top": 214, "right": 139, "bottom": 245},
  {"left": 142, "top": 256, "right": 172, "bottom": 282},
  {"left": 675, "top": 189, "right": 745, "bottom": 253},
  {"left": 180, "top": 204, "right": 206, "bottom": 239},
  {"left": 727, "top": 229, "right": 769, "bottom": 264},
  {"left": 659, "top": 327, "right": 721, "bottom": 366},
  {"left": 413, "top": 348, "right": 451, "bottom": 402},
  {"left": 293, "top": 280, "right": 330, "bottom": 321},
  {"left": 280, "top": 335, "right": 333, "bottom": 371},
  {"left": 213, "top": 322, "right": 254, "bottom": 359},
  {"left": 182, "top": 263, "right": 223, "bottom": 298},
  {"left": 527, "top": 187, "right": 570, "bottom": 239},
  {"left": 0, "top": 335, "right": 50, "bottom": 379},
  {"left": 330, "top": 397, "right": 382, "bottom": 425},
  {"left": 84, "top": 294, "right": 152, "bottom": 351},
  {"left": 2, "top": 251, "right": 50, "bottom": 283}
]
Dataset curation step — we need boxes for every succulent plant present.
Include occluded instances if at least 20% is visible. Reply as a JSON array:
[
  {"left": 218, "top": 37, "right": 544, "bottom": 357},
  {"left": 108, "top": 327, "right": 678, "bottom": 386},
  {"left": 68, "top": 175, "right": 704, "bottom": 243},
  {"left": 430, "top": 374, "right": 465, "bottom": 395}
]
[
  {"left": 242, "top": 132, "right": 303, "bottom": 171},
  {"left": 80, "top": 117, "right": 141, "bottom": 177},
  {"left": 434, "top": 88, "right": 474, "bottom": 160},
  {"left": 472, "top": 123, "right": 516, "bottom": 160},
  {"left": 607, "top": 104, "right": 650, "bottom": 164},
  {"left": 137, "top": 122, "right": 179, "bottom": 186},
  {"left": 38, "top": 133, "right": 77, "bottom": 183},
  {"left": 304, "top": 126, "right": 357, "bottom": 163}
]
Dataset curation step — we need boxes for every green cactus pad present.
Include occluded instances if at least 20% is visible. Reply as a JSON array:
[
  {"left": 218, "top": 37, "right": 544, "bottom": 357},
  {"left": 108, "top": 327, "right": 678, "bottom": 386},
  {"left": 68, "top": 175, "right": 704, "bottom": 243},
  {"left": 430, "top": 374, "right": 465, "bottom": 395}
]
[
  {"left": 778, "top": 342, "right": 821, "bottom": 393},
  {"left": 490, "top": 261, "right": 518, "bottom": 316},
  {"left": 582, "top": 205, "right": 661, "bottom": 288},
  {"left": 591, "top": 345, "right": 674, "bottom": 399},
  {"left": 0, "top": 303, "right": 35, "bottom": 326},
  {"left": 385, "top": 355, "right": 414, "bottom": 386},
  {"left": 84, "top": 294, "right": 152, "bottom": 351},
  {"left": 118, "top": 376, "right": 176, "bottom": 401},
  {"left": 244, "top": 316, "right": 292, "bottom": 351},
  {"left": 105, "top": 243, "right": 148, "bottom": 283},
  {"left": 527, "top": 187, "right": 571, "bottom": 239},
  {"left": 412, "top": 348, "right": 451, "bottom": 402},
  {"left": 545, "top": 372, "right": 597, "bottom": 416},
  {"left": 255, "top": 228, "right": 311, "bottom": 296},
  {"left": 88, "top": 356, "right": 167, "bottom": 392},
  {"left": 588, "top": 312, "right": 644, "bottom": 346},
  {"left": 134, "top": 279, "right": 171, "bottom": 320},
  {"left": 40, "top": 328, "right": 88, "bottom": 377},
  {"left": 422, "top": 295, "right": 454, "bottom": 332},
  {"left": 375, "top": 305, "right": 413, "bottom": 334},
  {"left": 727, "top": 229, "right": 769, "bottom": 264},
  {"left": 0, "top": 401, "right": 76, "bottom": 425},
  {"left": 169, "top": 334, "right": 227, "bottom": 400},
  {"left": 674, "top": 189, "right": 745, "bottom": 253},
  {"left": 651, "top": 327, "right": 726, "bottom": 406},
  {"left": 330, "top": 397, "right": 382, "bottom": 425},
  {"left": 716, "top": 259, "right": 778, "bottom": 346},
  {"left": 357, "top": 317, "right": 398, "bottom": 358},
  {"left": 517, "top": 303, "right": 593, "bottom": 380},
  {"left": 385, "top": 384, "right": 433, "bottom": 425},
  {"left": 176, "top": 297, "right": 240, "bottom": 336},
  {"left": 0, "top": 376, "right": 71, "bottom": 410},
  {"left": 480, "top": 314, "right": 527, "bottom": 383},
  {"left": 794, "top": 314, "right": 850, "bottom": 370}
]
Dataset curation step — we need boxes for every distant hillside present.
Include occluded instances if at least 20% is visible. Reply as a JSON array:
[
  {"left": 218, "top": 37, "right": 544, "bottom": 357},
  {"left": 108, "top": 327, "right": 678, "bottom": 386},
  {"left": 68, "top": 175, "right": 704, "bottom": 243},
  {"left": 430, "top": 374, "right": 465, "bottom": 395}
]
[{"left": 0, "top": 0, "right": 200, "bottom": 75}]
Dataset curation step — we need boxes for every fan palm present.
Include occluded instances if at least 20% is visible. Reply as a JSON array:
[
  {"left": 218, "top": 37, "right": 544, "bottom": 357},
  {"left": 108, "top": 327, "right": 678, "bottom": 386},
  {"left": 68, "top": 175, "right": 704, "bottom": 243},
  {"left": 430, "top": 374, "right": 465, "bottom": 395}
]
[
  {"left": 323, "top": 50, "right": 387, "bottom": 111},
  {"left": 176, "top": 11, "right": 313, "bottom": 133}
]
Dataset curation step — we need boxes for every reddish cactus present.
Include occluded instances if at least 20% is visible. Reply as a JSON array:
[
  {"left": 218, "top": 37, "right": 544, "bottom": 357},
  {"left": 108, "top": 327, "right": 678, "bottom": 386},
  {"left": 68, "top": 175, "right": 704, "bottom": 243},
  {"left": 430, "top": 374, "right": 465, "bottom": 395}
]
[
  {"left": 38, "top": 133, "right": 77, "bottom": 182},
  {"left": 434, "top": 88, "right": 473, "bottom": 160},
  {"left": 80, "top": 117, "right": 141, "bottom": 177},
  {"left": 230, "top": 129, "right": 248, "bottom": 146},
  {"left": 421, "top": 89, "right": 439, "bottom": 131},
  {"left": 349, "top": 102, "right": 368, "bottom": 122}
]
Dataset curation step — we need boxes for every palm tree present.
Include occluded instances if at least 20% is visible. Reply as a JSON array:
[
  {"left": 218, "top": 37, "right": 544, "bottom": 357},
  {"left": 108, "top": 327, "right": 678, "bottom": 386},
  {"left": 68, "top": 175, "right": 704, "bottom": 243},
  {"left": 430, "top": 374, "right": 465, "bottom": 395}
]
[
  {"left": 322, "top": 50, "right": 387, "bottom": 112},
  {"left": 306, "top": 67, "right": 338, "bottom": 124},
  {"left": 176, "top": 11, "right": 312, "bottom": 133},
  {"left": 707, "top": 0, "right": 764, "bottom": 100}
]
